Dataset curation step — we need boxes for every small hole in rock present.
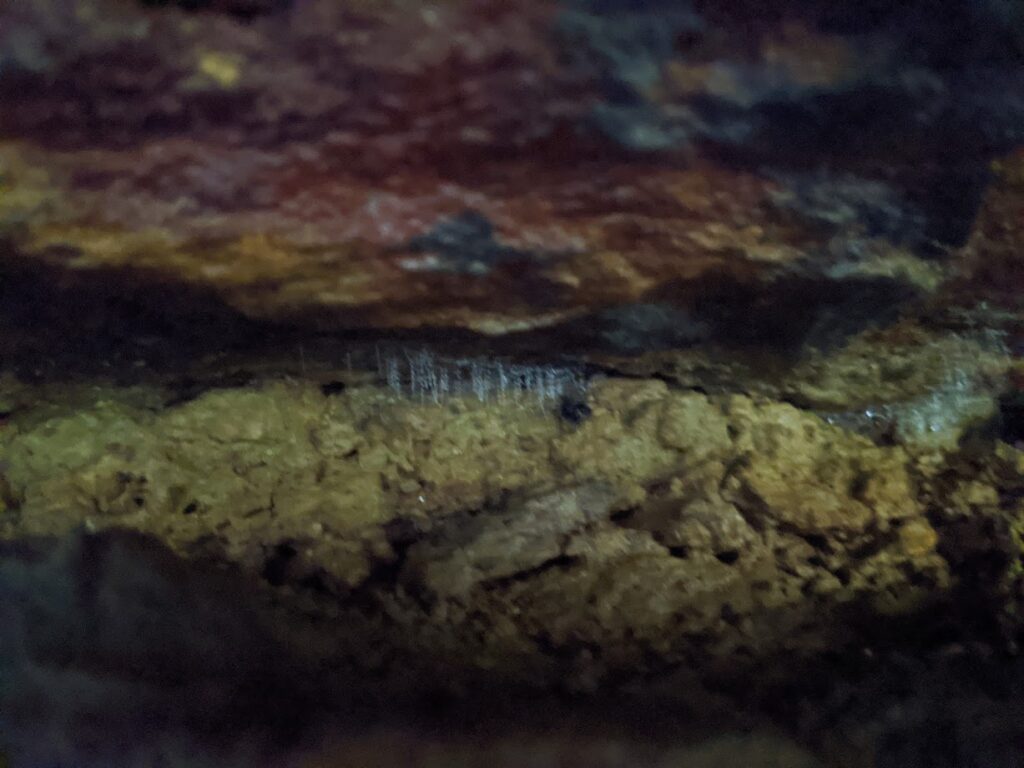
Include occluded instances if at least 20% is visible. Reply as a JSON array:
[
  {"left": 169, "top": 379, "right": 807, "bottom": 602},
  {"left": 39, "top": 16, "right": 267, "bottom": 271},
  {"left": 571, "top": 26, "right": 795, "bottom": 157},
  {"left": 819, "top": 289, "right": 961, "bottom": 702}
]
[
  {"left": 182, "top": 501, "right": 199, "bottom": 515},
  {"left": 720, "top": 603, "right": 740, "bottom": 625},
  {"left": 262, "top": 543, "right": 298, "bottom": 587},
  {"left": 804, "top": 533, "right": 830, "bottom": 551},
  {"left": 321, "top": 380, "right": 347, "bottom": 396},
  {"left": 610, "top": 508, "right": 636, "bottom": 523},
  {"left": 715, "top": 549, "right": 740, "bottom": 565},
  {"left": 559, "top": 397, "right": 592, "bottom": 425},
  {"left": 998, "top": 390, "right": 1024, "bottom": 445}
]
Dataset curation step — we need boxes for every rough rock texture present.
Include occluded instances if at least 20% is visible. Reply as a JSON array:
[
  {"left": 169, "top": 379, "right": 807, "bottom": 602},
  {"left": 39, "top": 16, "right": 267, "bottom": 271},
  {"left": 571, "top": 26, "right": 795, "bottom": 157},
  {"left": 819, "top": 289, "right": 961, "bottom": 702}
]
[
  {"left": 3, "top": 1, "right": 1024, "bottom": 767},
  {"left": 1, "top": 377, "right": 1017, "bottom": 688},
  {"left": 2, "top": 0, "right": 1022, "bottom": 344}
]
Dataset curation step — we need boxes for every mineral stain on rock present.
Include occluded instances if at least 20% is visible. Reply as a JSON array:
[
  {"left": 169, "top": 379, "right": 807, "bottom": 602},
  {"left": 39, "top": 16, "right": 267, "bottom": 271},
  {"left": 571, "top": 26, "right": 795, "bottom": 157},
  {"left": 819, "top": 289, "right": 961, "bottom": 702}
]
[
  {"left": 399, "top": 210, "right": 547, "bottom": 276},
  {"left": 2, "top": 0, "right": 1024, "bottom": 766}
]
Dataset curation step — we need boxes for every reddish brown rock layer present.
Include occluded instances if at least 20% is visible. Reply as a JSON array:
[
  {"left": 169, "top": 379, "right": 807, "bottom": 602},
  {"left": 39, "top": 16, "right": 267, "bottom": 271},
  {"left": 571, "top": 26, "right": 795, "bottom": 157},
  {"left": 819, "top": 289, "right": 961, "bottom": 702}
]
[{"left": 6, "top": 0, "right": 1020, "bottom": 340}]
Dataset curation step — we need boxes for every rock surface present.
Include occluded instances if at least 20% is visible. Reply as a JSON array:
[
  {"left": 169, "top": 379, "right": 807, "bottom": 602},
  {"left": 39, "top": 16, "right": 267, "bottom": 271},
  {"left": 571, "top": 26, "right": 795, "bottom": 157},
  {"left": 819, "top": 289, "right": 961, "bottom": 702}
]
[
  {"left": 3, "top": 1, "right": 1024, "bottom": 767},
  {"left": 3, "top": 374, "right": 1023, "bottom": 760},
  {"left": 2, "top": 0, "right": 1022, "bottom": 345}
]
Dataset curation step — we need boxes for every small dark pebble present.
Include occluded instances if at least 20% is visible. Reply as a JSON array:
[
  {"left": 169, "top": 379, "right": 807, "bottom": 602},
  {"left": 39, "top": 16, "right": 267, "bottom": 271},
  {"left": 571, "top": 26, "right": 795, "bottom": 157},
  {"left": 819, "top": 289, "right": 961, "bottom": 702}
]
[{"left": 559, "top": 397, "right": 592, "bottom": 425}]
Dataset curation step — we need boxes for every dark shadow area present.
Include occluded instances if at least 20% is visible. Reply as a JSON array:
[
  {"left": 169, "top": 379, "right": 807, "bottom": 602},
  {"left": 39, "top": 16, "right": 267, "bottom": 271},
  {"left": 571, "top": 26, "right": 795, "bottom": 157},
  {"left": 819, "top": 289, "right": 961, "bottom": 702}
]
[
  {"left": 0, "top": 243, "right": 924, "bottom": 392},
  {"left": 0, "top": 243, "right": 267, "bottom": 381},
  {"left": 998, "top": 390, "right": 1024, "bottom": 447},
  {"left": 138, "top": 0, "right": 291, "bottom": 20},
  {"left": 4, "top": 516, "right": 1024, "bottom": 767}
]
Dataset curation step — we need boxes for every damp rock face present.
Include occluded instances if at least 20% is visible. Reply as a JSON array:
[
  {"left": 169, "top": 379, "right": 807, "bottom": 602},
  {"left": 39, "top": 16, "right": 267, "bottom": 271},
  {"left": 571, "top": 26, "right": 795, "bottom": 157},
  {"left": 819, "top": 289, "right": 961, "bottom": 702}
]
[
  {"left": 1, "top": 0, "right": 1023, "bottom": 345},
  {"left": 0, "top": 530, "right": 314, "bottom": 764},
  {"left": 0, "top": 378, "right": 962, "bottom": 685},
  {"left": 3, "top": 1, "right": 1024, "bottom": 766},
  {"left": 2, "top": 372, "right": 1023, "bottom": 766}
]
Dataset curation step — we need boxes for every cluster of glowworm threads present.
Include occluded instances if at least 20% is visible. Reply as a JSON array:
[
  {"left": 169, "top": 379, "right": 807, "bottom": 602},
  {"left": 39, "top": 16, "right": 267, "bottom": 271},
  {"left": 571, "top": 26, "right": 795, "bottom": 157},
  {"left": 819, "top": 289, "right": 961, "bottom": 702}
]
[{"left": 372, "top": 346, "right": 586, "bottom": 406}]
